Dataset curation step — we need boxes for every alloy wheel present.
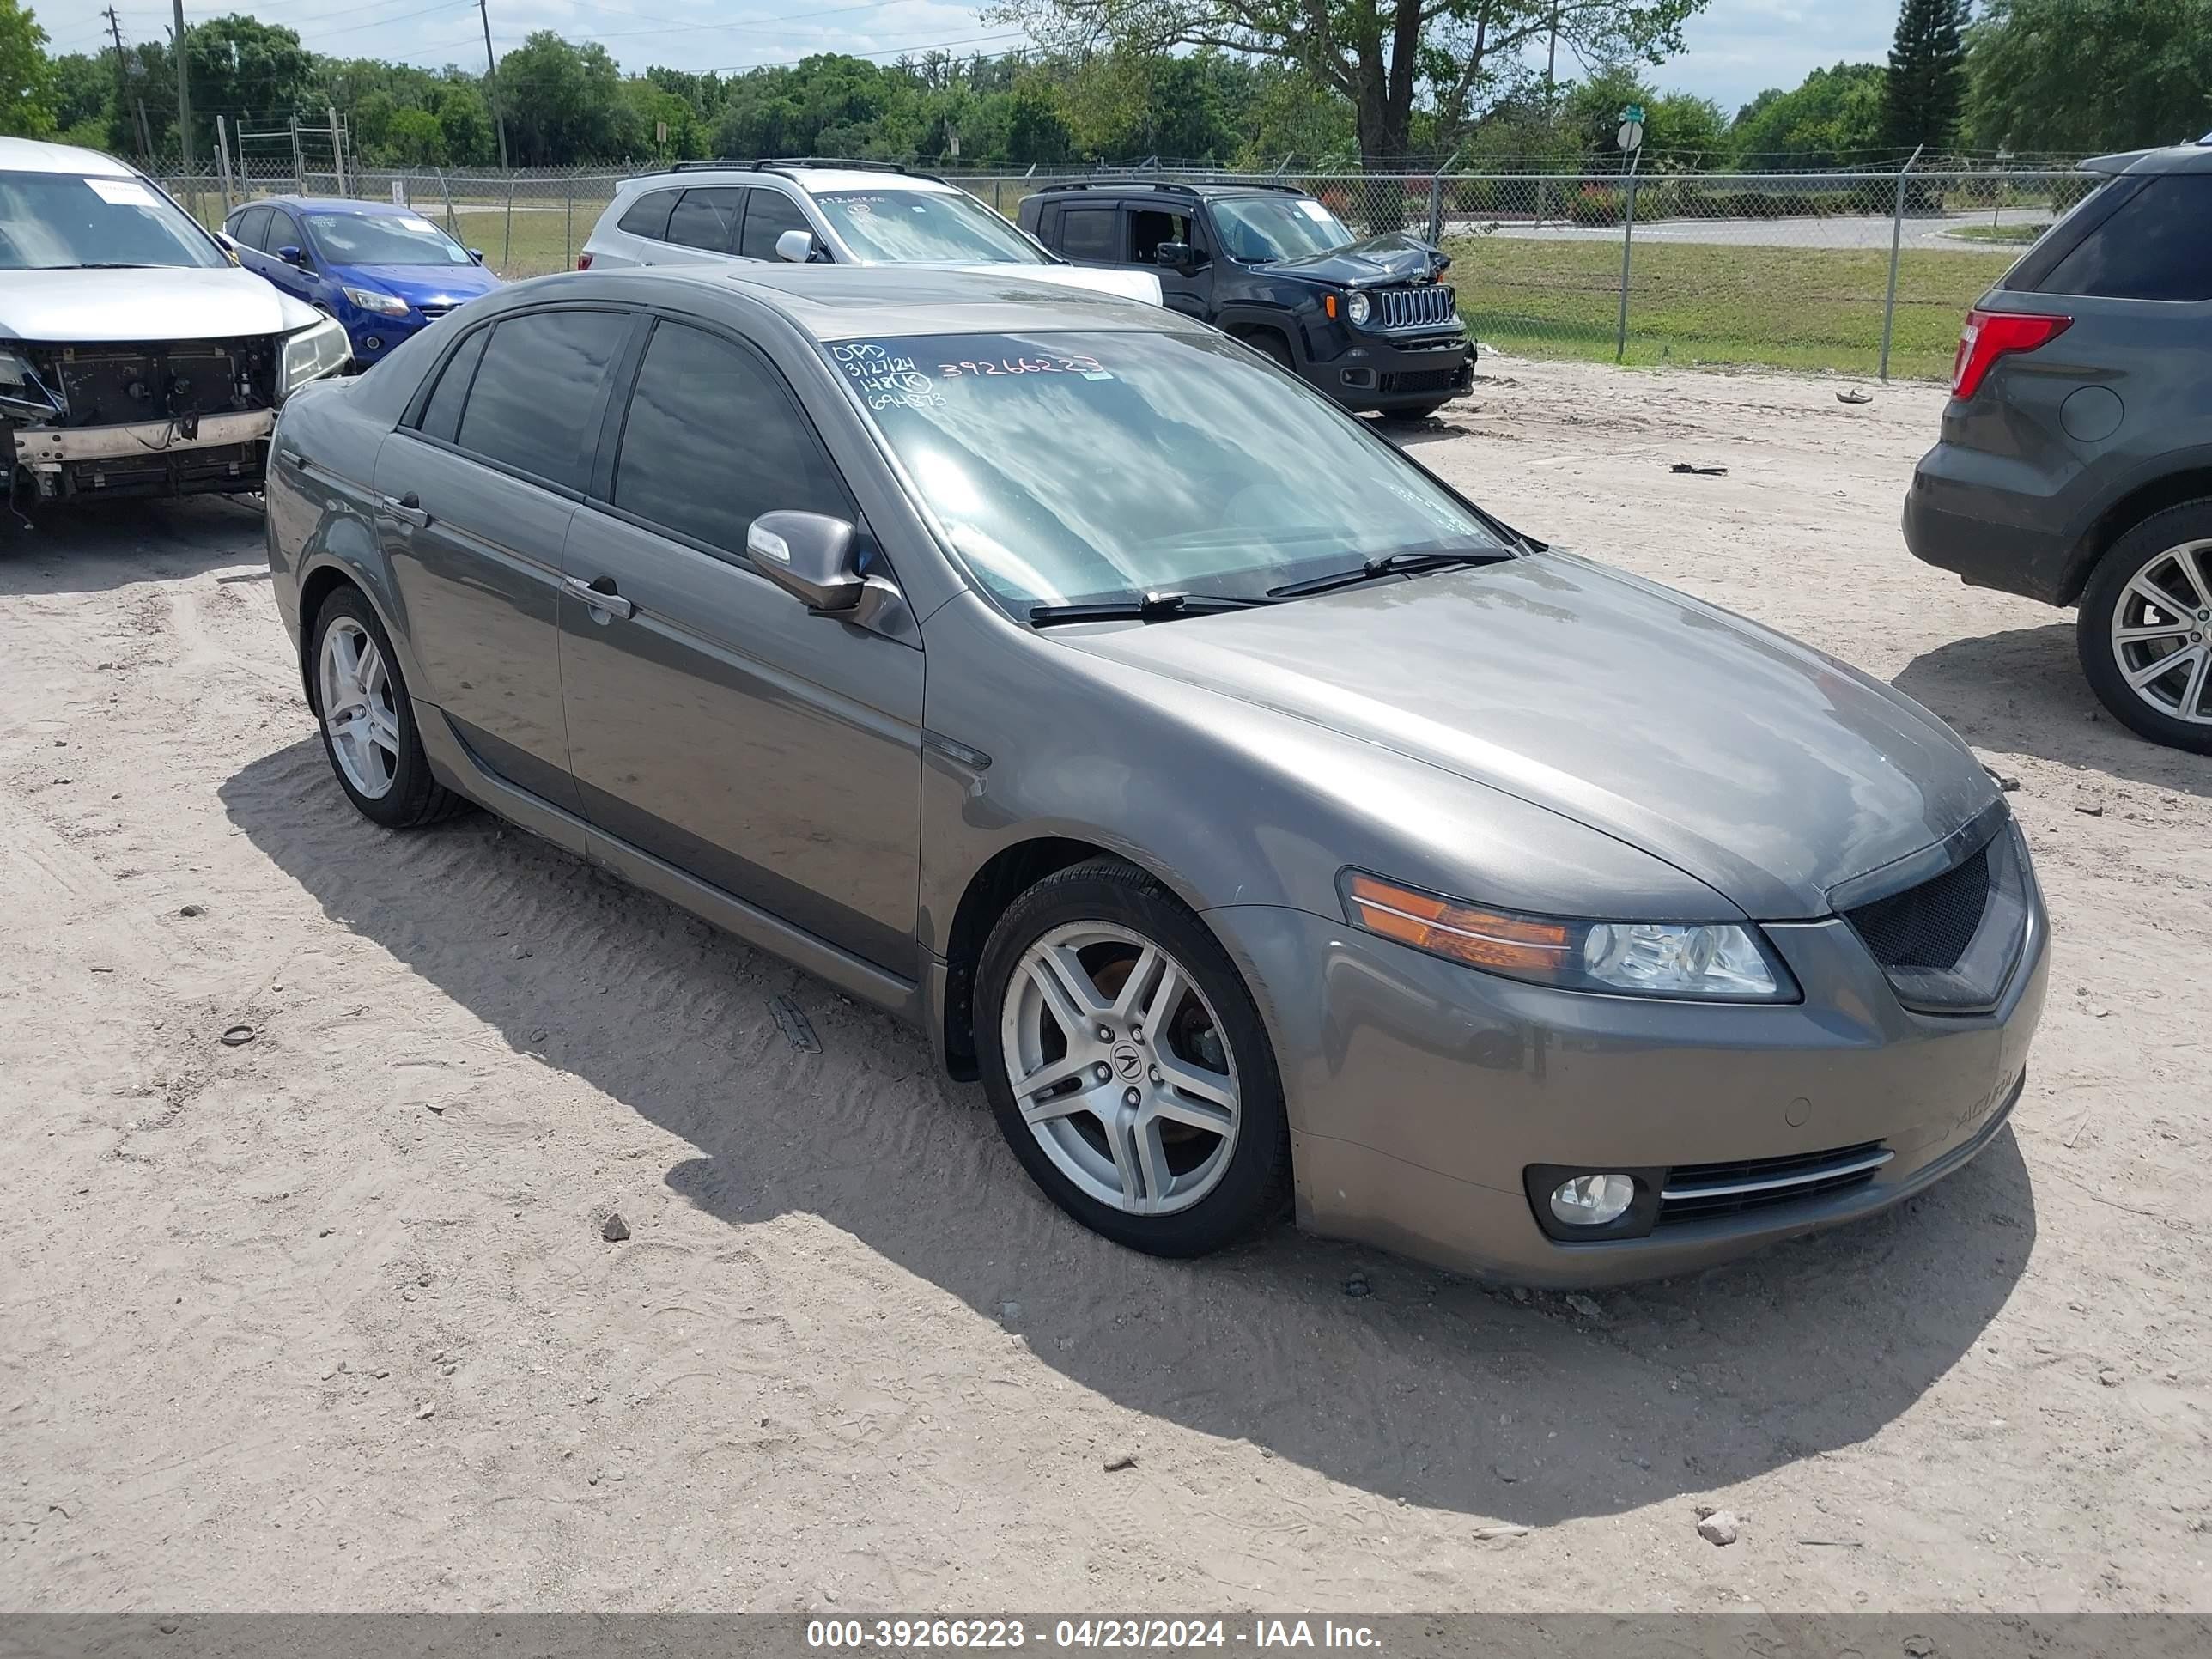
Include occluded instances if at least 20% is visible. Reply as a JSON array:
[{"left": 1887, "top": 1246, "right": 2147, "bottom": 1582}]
[
  {"left": 1000, "top": 921, "right": 1241, "bottom": 1217},
  {"left": 318, "top": 617, "right": 402, "bottom": 799},
  {"left": 2110, "top": 538, "right": 2212, "bottom": 727}
]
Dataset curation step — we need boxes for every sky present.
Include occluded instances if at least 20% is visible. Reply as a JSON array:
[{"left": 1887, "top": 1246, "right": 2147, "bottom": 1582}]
[{"left": 47, "top": 1, "right": 1903, "bottom": 119}]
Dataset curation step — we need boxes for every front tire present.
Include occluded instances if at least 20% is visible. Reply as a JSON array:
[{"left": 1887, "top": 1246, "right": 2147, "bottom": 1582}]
[
  {"left": 2076, "top": 501, "right": 2212, "bottom": 754},
  {"left": 309, "top": 585, "right": 468, "bottom": 827},
  {"left": 975, "top": 859, "right": 1291, "bottom": 1257}
]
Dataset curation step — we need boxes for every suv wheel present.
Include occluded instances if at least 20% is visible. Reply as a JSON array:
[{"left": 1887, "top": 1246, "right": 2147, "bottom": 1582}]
[
  {"left": 975, "top": 859, "right": 1291, "bottom": 1257},
  {"left": 2077, "top": 501, "right": 2212, "bottom": 754}
]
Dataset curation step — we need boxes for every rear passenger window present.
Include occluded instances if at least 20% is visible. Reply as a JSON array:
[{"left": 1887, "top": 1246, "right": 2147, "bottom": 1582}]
[
  {"left": 666, "top": 187, "right": 744, "bottom": 252},
  {"left": 2033, "top": 176, "right": 2212, "bottom": 302},
  {"left": 738, "top": 190, "right": 811, "bottom": 261},
  {"left": 612, "top": 321, "right": 850, "bottom": 553},
  {"left": 416, "top": 326, "right": 489, "bottom": 444},
  {"left": 455, "top": 311, "right": 629, "bottom": 486},
  {"left": 617, "top": 189, "right": 678, "bottom": 240},
  {"left": 1057, "top": 206, "right": 1119, "bottom": 261}
]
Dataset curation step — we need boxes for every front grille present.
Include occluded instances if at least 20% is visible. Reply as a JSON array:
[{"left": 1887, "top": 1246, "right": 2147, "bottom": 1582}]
[
  {"left": 415, "top": 303, "right": 454, "bottom": 319},
  {"left": 1380, "top": 366, "right": 1464, "bottom": 395},
  {"left": 1657, "top": 1140, "right": 1893, "bottom": 1226},
  {"left": 46, "top": 338, "right": 277, "bottom": 427},
  {"left": 1372, "top": 284, "right": 1458, "bottom": 330},
  {"left": 1848, "top": 843, "right": 1990, "bottom": 971}
]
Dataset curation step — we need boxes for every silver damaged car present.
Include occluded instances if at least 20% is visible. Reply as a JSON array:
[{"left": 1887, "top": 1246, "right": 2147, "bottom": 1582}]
[{"left": 261, "top": 265, "right": 2048, "bottom": 1285}]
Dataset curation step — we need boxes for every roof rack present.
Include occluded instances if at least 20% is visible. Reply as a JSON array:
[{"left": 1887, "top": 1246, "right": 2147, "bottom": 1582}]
[
  {"left": 665, "top": 156, "right": 948, "bottom": 185},
  {"left": 1030, "top": 177, "right": 1306, "bottom": 197}
]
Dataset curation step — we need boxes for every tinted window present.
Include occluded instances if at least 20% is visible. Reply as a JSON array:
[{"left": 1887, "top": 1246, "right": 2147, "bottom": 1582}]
[
  {"left": 231, "top": 206, "right": 270, "bottom": 250},
  {"left": 738, "top": 189, "right": 811, "bottom": 261},
  {"left": 455, "top": 310, "right": 629, "bottom": 485},
  {"left": 269, "top": 211, "right": 306, "bottom": 256},
  {"left": 666, "top": 187, "right": 744, "bottom": 252},
  {"left": 1056, "top": 205, "right": 1119, "bottom": 261},
  {"left": 2034, "top": 176, "right": 2212, "bottom": 302},
  {"left": 1129, "top": 209, "right": 1193, "bottom": 262},
  {"left": 613, "top": 321, "right": 850, "bottom": 551},
  {"left": 617, "top": 188, "right": 678, "bottom": 240},
  {"left": 416, "top": 326, "right": 489, "bottom": 444}
]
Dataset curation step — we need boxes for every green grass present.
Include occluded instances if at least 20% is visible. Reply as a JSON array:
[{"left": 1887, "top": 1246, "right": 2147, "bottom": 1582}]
[
  {"left": 1442, "top": 235, "right": 2018, "bottom": 380},
  {"left": 1942, "top": 222, "right": 2050, "bottom": 246}
]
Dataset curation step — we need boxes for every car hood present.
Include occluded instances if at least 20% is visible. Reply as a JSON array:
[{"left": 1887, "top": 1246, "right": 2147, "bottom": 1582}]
[
  {"left": 1255, "top": 231, "right": 1450, "bottom": 289},
  {"left": 1059, "top": 551, "right": 1997, "bottom": 919},
  {"left": 951, "top": 263, "right": 1164, "bottom": 306},
  {"left": 335, "top": 263, "right": 501, "bottom": 306},
  {"left": 0, "top": 265, "right": 324, "bottom": 343}
]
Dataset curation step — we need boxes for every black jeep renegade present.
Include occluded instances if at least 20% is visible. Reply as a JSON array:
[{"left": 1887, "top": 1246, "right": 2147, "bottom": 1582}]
[{"left": 1017, "top": 179, "right": 1474, "bottom": 417}]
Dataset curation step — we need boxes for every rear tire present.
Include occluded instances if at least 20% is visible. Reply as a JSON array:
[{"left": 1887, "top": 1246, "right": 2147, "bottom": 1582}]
[
  {"left": 975, "top": 858, "right": 1291, "bottom": 1257},
  {"left": 308, "top": 585, "right": 470, "bottom": 827},
  {"left": 2076, "top": 500, "right": 2212, "bottom": 754}
]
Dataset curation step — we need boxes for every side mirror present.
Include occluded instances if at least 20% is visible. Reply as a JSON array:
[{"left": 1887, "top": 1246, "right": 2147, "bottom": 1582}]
[
  {"left": 1154, "top": 240, "right": 1198, "bottom": 273},
  {"left": 278, "top": 245, "right": 309, "bottom": 268},
  {"left": 775, "top": 228, "right": 822, "bottom": 264},
  {"left": 467, "top": 247, "right": 485, "bottom": 264},
  {"left": 747, "top": 511, "right": 864, "bottom": 612}
]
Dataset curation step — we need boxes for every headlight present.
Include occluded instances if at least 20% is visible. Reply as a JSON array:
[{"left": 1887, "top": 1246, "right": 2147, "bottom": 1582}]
[
  {"left": 341, "top": 285, "right": 410, "bottom": 319},
  {"left": 279, "top": 316, "right": 352, "bottom": 398},
  {"left": 1346, "top": 291, "right": 1371, "bottom": 326},
  {"left": 1340, "top": 872, "right": 1797, "bottom": 1001}
]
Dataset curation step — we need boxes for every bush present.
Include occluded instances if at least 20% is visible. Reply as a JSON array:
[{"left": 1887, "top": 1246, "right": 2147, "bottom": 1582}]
[{"left": 1567, "top": 184, "right": 1623, "bottom": 226}]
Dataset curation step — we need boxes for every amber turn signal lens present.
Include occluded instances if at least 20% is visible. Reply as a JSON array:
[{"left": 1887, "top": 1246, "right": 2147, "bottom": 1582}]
[
  {"left": 1323, "top": 293, "right": 1338, "bottom": 319},
  {"left": 1343, "top": 873, "right": 1571, "bottom": 974}
]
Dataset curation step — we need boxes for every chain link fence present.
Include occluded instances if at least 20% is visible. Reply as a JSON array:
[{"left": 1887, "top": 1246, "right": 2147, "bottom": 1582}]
[{"left": 152, "top": 157, "right": 2087, "bottom": 384}]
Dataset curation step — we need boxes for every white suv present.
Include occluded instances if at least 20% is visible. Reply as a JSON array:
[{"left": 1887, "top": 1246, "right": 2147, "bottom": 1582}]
[{"left": 577, "top": 158, "right": 1162, "bottom": 306}]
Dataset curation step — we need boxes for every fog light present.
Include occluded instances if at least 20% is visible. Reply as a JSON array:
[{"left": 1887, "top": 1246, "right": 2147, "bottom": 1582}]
[
  {"left": 362, "top": 336, "right": 383, "bottom": 353},
  {"left": 1549, "top": 1173, "right": 1636, "bottom": 1226}
]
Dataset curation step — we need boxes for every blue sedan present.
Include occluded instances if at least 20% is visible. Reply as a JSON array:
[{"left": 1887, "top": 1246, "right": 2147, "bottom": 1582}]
[{"left": 222, "top": 197, "right": 500, "bottom": 367}]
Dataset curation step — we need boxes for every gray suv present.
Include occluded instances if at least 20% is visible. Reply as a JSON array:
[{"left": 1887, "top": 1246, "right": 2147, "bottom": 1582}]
[{"left": 1903, "top": 139, "right": 2212, "bottom": 753}]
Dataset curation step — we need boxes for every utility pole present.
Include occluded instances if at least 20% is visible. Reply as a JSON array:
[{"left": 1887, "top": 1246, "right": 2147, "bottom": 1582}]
[
  {"left": 477, "top": 0, "right": 511, "bottom": 173},
  {"left": 171, "top": 0, "right": 192, "bottom": 171},
  {"left": 1545, "top": 3, "right": 1560, "bottom": 108}
]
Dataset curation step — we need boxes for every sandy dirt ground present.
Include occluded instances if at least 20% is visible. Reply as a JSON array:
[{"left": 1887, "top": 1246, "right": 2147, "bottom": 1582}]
[{"left": 3, "top": 358, "right": 2207, "bottom": 1616}]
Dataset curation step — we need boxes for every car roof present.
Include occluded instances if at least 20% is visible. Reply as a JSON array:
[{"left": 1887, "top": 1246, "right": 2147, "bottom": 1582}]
[
  {"left": 2081, "top": 141, "right": 2212, "bottom": 176},
  {"left": 239, "top": 196, "right": 427, "bottom": 216},
  {"left": 0, "top": 137, "right": 136, "bottom": 177},
  {"left": 514, "top": 264, "right": 1196, "bottom": 343},
  {"left": 628, "top": 164, "right": 960, "bottom": 198}
]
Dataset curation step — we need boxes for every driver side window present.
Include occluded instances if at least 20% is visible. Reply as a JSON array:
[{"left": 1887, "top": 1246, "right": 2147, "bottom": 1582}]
[
  {"left": 1128, "top": 209, "right": 1192, "bottom": 264},
  {"left": 611, "top": 320, "right": 853, "bottom": 557}
]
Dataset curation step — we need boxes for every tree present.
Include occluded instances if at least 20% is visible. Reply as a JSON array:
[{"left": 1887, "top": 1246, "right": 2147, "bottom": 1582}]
[
  {"left": 50, "top": 48, "right": 108, "bottom": 138},
  {"left": 498, "top": 33, "right": 630, "bottom": 164},
  {"left": 381, "top": 106, "right": 446, "bottom": 165},
  {"left": 996, "top": 0, "right": 1707, "bottom": 165},
  {"left": 1965, "top": 0, "right": 2212, "bottom": 154},
  {"left": 1, "top": 0, "right": 54, "bottom": 138},
  {"left": 1881, "top": 0, "right": 1966, "bottom": 150},
  {"left": 1730, "top": 61, "right": 1887, "bottom": 167},
  {"left": 184, "top": 15, "right": 317, "bottom": 152}
]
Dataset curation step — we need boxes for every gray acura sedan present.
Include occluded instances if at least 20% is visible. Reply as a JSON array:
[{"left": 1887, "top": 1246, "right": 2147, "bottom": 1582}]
[{"left": 263, "top": 265, "right": 2047, "bottom": 1285}]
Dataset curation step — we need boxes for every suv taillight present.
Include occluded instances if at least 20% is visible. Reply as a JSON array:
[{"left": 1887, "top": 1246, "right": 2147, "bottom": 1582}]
[
  {"left": 1951, "top": 307, "right": 2070, "bottom": 400},
  {"left": 575, "top": 253, "right": 593, "bottom": 270}
]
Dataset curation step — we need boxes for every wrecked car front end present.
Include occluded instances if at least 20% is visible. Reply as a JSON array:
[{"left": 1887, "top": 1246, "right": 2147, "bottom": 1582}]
[{"left": 3, "top": 318, "right": 349, "bottom": 503}]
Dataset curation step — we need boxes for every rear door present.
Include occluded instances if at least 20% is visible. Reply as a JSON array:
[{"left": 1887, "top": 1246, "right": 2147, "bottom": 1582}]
[
  {"left": 556, "top": 314, "right": 924, "bottom": 969},
  {"left": 374, "top": 306, "right": 635, "bottom": 811},
  {"left": 1051, "top": 202, "right": 1126, "bottom": 275}
]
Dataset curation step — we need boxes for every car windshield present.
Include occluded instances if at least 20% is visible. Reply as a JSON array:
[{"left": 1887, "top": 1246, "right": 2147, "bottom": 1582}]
[
  {"left": 830, "top": 330, "right": 1504, "bottom": 613},
  {"left": 305, "top": 211, "right": 474, "bottom": 266},
  {"left": 814, "top": 189, "right": 1049, "bottom": 265},
  {"left": 1212, "top": 196, "right": 1355, "bottom": 263},
  {"left": 0, "top": 169, "right": 226, "bottom": 270}
]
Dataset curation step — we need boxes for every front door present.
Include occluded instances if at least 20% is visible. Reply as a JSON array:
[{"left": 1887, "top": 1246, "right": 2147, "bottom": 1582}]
[
  {"left": 1128, "top": 205, "right": 1212, "bottom": 319},
  {"left": 556, "top": 317, "right": 924, "bottom": 971},
  {"left": 375, "top": 307, "right": 633, "bottom": 811}
]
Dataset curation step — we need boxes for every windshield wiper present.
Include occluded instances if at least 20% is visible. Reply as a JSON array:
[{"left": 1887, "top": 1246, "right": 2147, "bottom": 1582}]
[
  {"left": 59, "top": 262, "right": 161, "bottom": 270},
  {"left": 1267, "top": 547, "right": 1513, "bottom": 599},
  {"left": 1030, "top": 590, "right": 1273, "bottom": 627}
]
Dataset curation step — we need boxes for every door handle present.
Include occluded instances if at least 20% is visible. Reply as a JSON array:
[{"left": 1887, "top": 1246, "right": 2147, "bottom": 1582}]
[
  {"left": 378, "top": 491, "right": 431, "bottom": 528},
  {"left": 564, "top": 574, "right": 634, "bottom": 620}
]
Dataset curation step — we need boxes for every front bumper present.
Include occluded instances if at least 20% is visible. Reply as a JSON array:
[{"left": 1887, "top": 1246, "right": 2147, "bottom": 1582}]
[
  {"left": 1310, "top": 331, "right": 1474, "bottom": 410},
  {"left": 343, "top": 309, "right": 434, "bottom": 368},
  {"left": 11, "top": 410, "right": 274, "bottom": 499},
  {"left": 1206, "top": 885, "right": 2048, "bottom": 1287}
]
